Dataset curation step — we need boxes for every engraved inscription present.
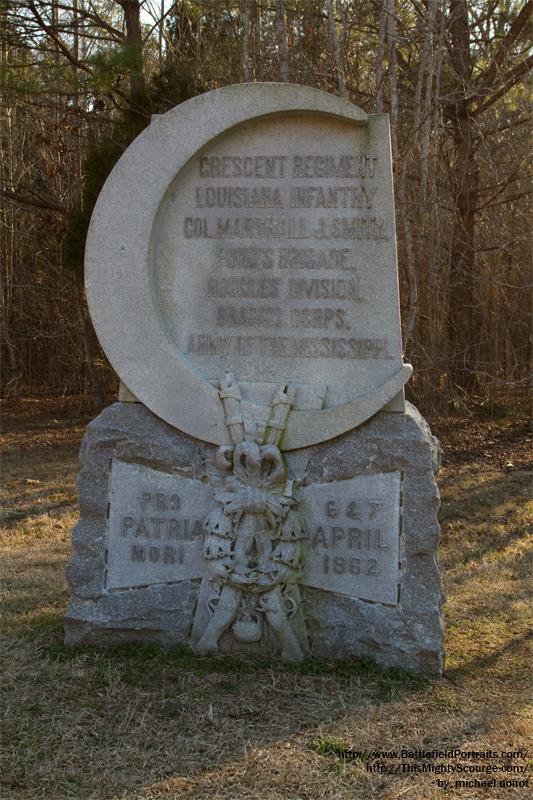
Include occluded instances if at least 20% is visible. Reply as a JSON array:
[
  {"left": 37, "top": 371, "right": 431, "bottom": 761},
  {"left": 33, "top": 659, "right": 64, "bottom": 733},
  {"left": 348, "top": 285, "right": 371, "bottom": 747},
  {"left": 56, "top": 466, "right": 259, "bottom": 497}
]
[
  {"left": 289, "top": 186, "right": 377, "bottom": 208},
  {"left": 187, "top": 334, "right": 392, "bottom": 360},
  {"left": 179, "top": 149, "right": 390, "bottom": 367},
  {"left": 215, "top": 305, "right": 282, "bottom": 328},
  {"left": 289, "top": 308, "right": 349, "bottom": 330},
  {"left": 287, "top": 277, "right": 360, "bottom": 300},
  {"left": 130, "top": 543, "right": 184, "bottom": 564},
  {"left": 197, "top": 154, "right": 378, "bottom": 179},
  {"left": 217, "top": 246, "right": 274, "bottom": 269},
  {"left": 291, "top": 154, "right": 377, "bottom": 178},
  {"left": 207, "top": 276, "right": 281, "bottom": 297},
  {"left": 300, "top": 473, "right": 401, "bottom": 605},
  {"left": 199, "top": 155, "right": 288, "bottom": 178},
  {"left": 120, "top": 512, "right": 204, "bottom": 541},
  {"left": 105, "top": 461, "right": 214, "bottom": 590},
  {"left": 196, "top": 186, "right": 284, "bottom": 208},
  {"left": 105, "top": 466, "right": 401, "bottom": 604},
  {"left": 151, "top": 113, "right": 404, "bottom": 388},
  {"left": 184, "top": 215, "right": 387, "bottom": 240},
  {"left": 278, "top": 247, "right": 354, "bottom": 270}
]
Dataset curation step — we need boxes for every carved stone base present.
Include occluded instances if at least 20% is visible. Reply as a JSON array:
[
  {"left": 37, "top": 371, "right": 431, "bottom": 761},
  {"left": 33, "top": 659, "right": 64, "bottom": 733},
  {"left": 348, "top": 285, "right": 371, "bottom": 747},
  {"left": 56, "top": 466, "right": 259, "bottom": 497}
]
[{"left": 65, "top": 401, "right": 444, "bottom": 675}]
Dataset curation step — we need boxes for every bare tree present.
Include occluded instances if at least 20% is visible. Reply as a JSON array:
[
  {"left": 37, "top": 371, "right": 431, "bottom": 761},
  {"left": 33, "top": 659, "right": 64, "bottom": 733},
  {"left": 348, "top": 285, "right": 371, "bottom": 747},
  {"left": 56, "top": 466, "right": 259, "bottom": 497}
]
[
  {"left": 1, "top": 0, "right": 531, "bottom": 413},
  {"left": 242, "top": 0, "right": 252, "bottom": 80},
  {"left": 276, "top": 0, "right": 289, "bottom": 82},
  {"left": 327, "top": 0, "right": 347, "bottom": 97}
]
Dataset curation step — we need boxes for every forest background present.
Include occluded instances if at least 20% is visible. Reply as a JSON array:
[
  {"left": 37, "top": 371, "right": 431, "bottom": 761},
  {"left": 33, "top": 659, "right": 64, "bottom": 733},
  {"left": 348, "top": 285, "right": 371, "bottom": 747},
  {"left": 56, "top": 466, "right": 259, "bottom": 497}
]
[
  {"left": 1, "top": 6, "right": 532, "bottom": 799},
  {"left": 1, "top": 0, "right": 531, "bottom": 416}
]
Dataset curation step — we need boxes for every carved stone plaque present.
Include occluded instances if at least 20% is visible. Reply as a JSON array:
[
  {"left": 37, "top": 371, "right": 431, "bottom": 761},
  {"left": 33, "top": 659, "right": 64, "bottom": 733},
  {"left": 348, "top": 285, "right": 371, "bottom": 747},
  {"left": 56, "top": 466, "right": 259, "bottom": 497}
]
[
  {"left": 105, "top": 461, "right": 214, "bottom": 590},
  {"left": 300, "top": 472, "right": 401, "bottom": 605},
  {"left": 152, "top": 114, "right": 401, "bottom": 403},
  {"left": 105, "top": 458, "right": 401, "bottom": 605},
  {"left": 86, "top": 84, "right": 411, "bottom": 448}
]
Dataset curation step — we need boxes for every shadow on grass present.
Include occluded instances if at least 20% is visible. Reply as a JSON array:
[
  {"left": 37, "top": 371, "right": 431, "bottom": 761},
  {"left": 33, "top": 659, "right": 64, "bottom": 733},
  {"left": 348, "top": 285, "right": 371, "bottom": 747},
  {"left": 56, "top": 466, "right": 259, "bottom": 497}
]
[
  {"left": 440, "top": 469, "right": 530, "bottom": 572},
  {"left": 1, "top": 499, "right": 77, "bottom": 527},
  {"left": 1, "top": 442, "right": 81, "bottom": 468},
  {"left": 447, "top": 582, "right": 530, "bottom": 622},
  {"left": 445, "top": 629, "right": 532, "bottom": 683},
  {"left": 2, "top": 407, "right": 90, "bottom": 435},
  {"left": 44, "top": 639, "right": 426, "bottom": 703},
  {"left": 0, "top": 623, "right": 430, "bottom": 798}
]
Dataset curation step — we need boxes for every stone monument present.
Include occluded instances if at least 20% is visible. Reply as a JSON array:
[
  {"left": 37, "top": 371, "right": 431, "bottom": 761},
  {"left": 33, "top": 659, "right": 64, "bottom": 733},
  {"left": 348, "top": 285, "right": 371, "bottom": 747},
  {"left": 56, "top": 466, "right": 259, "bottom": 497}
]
[{"left": 66, "top": 84, "right": 444, "bottom": 674}]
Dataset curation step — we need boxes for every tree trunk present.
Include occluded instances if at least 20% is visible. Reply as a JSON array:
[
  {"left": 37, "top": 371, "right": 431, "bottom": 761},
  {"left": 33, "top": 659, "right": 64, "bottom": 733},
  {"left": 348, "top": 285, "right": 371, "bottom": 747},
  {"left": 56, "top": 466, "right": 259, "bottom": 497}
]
[
  {"left": 327, "top": 0, "right": 347, "bottom": 98},
  {"left": 276, "top": 0, "right": 289, "bottom": 82},
  {"left": 77, "top": 290, "right": 105, "bottom": 410},
  {"left": 242, "top": 0, "right": 252, "bottom": 81},
  {"left": 447, "top": 115, "right": 479, "bottom": 391},
  {"left": 446, "top": 0, "right": 480, "bottom": 391},
  {"left": 374, "top": 1, "right": 387, "bottom": 111},
  {"left": 117, "top": 0, "right": 147, "bottom": 113},
  {"left": 386, "top": 0, "right": 398, "bottom": 153}
]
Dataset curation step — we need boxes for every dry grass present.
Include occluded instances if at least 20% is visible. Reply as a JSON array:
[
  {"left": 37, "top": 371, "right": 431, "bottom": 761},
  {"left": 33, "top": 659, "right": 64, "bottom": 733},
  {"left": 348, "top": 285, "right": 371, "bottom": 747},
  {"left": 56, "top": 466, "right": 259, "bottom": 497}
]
[{"left": 1, "top": 400, "right": 532, "bottom": 800}]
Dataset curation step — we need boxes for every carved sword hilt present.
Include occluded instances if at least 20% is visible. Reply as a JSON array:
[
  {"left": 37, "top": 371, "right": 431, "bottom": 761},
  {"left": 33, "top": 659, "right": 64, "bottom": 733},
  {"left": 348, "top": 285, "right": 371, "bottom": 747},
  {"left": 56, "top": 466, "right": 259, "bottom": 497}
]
[
  {"left": 264, "top": 384, "right": 296, "bottom": 446},
  {"left": 218, "top": 372, "right": 245, "bottom": 444}
]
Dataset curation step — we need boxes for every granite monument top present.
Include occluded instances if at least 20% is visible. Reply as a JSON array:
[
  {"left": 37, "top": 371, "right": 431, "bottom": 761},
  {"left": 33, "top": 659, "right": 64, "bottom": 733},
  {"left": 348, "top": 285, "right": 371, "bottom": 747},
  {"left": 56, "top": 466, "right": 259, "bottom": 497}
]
[{"left": 86, "top": 83, "right": 411, "bottom": 448}]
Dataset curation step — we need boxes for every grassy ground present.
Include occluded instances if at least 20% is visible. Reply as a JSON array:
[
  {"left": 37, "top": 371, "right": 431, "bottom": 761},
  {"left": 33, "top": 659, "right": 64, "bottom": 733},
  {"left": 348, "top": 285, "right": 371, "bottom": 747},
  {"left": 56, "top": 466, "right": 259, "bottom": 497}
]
[{"left": 1, "top": 399, "right": 531, "bottom": 800}]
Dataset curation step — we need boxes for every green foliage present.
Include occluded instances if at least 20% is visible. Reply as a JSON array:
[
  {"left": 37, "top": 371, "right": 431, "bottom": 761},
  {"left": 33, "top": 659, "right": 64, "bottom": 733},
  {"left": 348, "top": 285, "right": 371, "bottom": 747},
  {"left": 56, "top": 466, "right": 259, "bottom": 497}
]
[
  {"left": 475, "top": 399, "right": 510, "bottom": 420},
  {"left": 63, "top": 62, "right": 204, "bottom": 281},
  {"left": 309, "top": 735, "right": 348, "bottom": 756},
  {"left": 88, "top": 47, "right": 134, "bottom": 95},
  {"left": 149, "top": 65, "right": 201, "bottom": 113}
]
